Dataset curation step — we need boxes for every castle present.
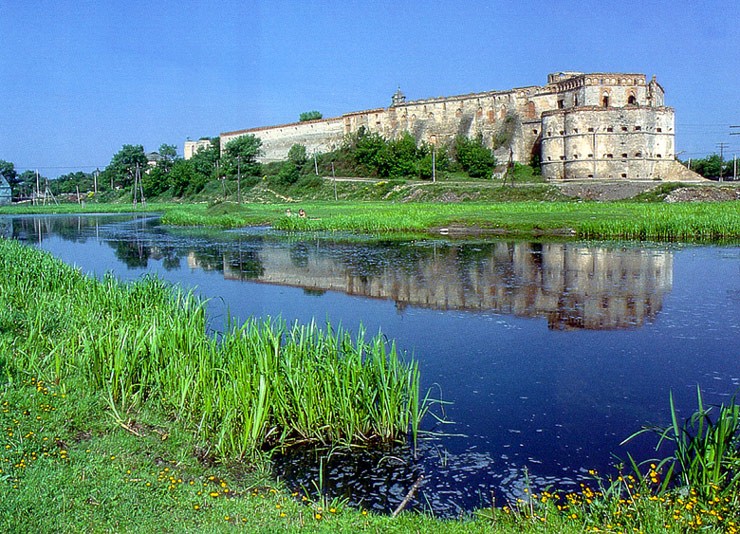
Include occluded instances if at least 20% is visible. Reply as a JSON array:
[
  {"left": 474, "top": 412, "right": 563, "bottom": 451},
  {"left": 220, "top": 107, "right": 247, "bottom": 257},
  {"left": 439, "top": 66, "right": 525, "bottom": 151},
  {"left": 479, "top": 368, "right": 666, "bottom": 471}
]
[{"left": 187, "top": 72, "right": 689, "bottom": 181}]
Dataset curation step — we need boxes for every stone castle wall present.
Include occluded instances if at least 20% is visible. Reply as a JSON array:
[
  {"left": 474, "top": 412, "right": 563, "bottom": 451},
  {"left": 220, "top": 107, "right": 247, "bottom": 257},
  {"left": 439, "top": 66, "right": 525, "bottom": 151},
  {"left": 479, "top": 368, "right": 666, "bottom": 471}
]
[{"left": 202, "top": 72, "right": 684, "bottom": 181}]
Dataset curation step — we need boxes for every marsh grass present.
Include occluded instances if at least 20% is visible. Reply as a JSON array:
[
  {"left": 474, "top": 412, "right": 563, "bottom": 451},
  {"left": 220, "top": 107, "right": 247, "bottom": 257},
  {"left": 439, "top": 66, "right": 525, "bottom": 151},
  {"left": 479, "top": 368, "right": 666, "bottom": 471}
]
[
  {"left": 0, "top": 239, "right": 424, "bottom": 461},
  {"left": 622, "top": 388, "right": 740, "bottom": 499},
  {"left": 158, "top": 200, "right": 740, "bottom": 241}
]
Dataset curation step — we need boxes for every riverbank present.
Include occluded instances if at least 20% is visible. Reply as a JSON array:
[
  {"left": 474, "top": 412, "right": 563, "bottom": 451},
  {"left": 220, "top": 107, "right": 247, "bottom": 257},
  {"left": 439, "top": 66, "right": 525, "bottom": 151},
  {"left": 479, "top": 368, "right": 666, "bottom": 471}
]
[
  {"left": 160, "top": 200, "right": 740, "bottom": 242},
  {"left": 1, "top": 239, "right": 738, "bottom": 532},
  {"left": 2, "top": 179, "right": 738, "bottom": 241}
]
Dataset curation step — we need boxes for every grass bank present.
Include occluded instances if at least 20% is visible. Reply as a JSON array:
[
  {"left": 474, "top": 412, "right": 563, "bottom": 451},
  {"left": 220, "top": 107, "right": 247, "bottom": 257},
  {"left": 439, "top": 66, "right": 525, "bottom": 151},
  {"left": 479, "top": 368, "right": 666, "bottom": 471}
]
[
  {"left": 160, "top": 200, "right": 740, "bottom": 241},
  {"left": 0, "top": 239, "right": 423, "bottom": 460},
  {"left": 2, "top": 240, "right": 739, "bottom": 532}
]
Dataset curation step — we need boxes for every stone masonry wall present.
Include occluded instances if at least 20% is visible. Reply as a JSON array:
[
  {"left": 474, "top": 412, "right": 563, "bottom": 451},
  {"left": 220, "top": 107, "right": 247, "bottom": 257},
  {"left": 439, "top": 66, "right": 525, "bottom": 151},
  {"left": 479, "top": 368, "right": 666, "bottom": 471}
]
[{"left": 210, "top": 72, "right": 678, "bottom": 181}]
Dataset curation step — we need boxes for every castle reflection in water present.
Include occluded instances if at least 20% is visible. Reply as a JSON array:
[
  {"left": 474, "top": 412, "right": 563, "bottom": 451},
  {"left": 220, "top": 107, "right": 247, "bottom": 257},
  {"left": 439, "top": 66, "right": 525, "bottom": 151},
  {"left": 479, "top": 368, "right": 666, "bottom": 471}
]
[{"left": 192, "top": 241, "right": 672, "bottom": 331}]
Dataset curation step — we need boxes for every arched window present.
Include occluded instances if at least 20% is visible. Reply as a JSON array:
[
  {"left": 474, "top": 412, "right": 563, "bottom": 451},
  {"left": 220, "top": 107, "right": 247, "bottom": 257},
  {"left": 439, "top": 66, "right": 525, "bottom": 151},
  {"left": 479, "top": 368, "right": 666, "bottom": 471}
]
[
  {"left": 601, "top": 93, "right": 610, "bottom": 107},
  {"left": 628, "top": 94, "right": 637, "bottom": 105}
]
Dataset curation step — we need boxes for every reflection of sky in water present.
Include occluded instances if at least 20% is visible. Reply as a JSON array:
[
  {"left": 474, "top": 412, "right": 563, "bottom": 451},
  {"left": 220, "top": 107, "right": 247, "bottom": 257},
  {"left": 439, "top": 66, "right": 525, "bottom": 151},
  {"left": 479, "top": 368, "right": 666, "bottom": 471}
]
[{"left": 6, "top": 214, "right": 739, "bottom": 515}]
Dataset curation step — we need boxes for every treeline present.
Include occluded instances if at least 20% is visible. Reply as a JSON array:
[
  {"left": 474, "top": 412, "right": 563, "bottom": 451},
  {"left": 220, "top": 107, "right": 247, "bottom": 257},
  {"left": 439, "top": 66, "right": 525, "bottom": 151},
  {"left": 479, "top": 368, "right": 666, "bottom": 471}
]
[
  {"left": 1, "top": 129, "right": 499, "bottom": 202},
  {"left": 682, "top": 154, "right": 738, "bottom": 180}
]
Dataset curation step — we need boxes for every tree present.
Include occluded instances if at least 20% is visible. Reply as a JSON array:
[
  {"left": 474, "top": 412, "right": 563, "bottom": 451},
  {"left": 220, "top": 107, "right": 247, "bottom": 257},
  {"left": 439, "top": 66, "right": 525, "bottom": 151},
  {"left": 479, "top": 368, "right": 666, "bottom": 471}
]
[
  {"left": 17, "top": 170, "right": 39, "bottom": 197},
  {"left": 157, "top": 143, "right": 178, "bottom": 173},
  {"left": 167, "top": 159, "right": 198, "bottom": 197},
  {"left": 387, "top": 132, "right": 419, "bottom": 177},
  {"left": 299, "top": 111, "right": 322, "bottom": 122},
  {"left": 104, "top": 145, "right": 148, "bottom": 188},
  {"left": 287, "top": 144, "right": 308, "bottom": 168},
  {"left": 53, "top": 171, "right": 95, "bottom": 195},
  {"left": 689, "top": 154, "right": 733, "bottom": 180},
  {"left": 222, "top": 135, "right": 262, "bottom": 179},
  {"left": 190, "top": 137, "right": 220, "bottom": 182},
  {"left": 273, "top": 162, "right": 301, "bottom": 187},
  {"left": 454, "top": 135, "right": 496, "bottom": 178}
]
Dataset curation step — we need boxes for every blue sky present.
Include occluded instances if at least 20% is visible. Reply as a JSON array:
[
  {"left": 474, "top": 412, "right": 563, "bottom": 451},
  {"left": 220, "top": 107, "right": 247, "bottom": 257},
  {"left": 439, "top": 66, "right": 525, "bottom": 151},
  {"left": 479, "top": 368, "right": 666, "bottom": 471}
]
[{"left": 1, "top": 0, "right": 738, "bottom": 177}]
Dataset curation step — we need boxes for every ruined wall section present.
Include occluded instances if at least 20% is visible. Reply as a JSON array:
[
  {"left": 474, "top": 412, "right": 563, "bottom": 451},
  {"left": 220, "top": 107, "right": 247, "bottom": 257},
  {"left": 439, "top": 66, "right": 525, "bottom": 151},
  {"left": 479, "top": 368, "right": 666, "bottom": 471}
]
[{"left": 341, "top": 87, "right": 542, "bottom": 163}]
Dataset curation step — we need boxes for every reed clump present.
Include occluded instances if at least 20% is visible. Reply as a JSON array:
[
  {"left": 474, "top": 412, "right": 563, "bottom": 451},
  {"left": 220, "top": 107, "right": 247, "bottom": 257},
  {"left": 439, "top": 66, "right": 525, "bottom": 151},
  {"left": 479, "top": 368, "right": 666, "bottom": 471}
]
[{"left": 0, "top": 238, "right": 424, "bottom": 460}]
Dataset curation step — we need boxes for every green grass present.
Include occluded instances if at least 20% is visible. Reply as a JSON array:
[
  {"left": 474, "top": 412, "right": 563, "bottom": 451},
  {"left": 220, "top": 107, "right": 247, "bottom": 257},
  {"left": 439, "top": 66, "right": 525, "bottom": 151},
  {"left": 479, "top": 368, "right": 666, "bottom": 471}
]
[
  {"left": 0, "top": 239, "right": 423, "bottom": 462},
  {"left": 158, "top": 200, "right": 740, "bottom": 242},
  {"left": 2, "top": 241, "right": 739, "bottom": 532}
]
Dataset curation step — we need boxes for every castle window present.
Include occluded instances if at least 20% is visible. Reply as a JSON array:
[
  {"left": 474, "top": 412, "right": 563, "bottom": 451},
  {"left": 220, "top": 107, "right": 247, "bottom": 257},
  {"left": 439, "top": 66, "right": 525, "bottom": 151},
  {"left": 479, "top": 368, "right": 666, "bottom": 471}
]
[
  {"left": 656, "top": 127, "right": 662, "bottom": 132},
  {"left": 621, "top": 126, "right": 628, "bottom": 132},
  {"left": 607, "top": 126, "right": 614, "bottom": 132},
  {"left": 588, "top": 127, "right": 594, "bottom": 132},
  {"left": 560, "top": 156, "right": 565, "bottom": 160},
  {"left": 547, "top": 156, "right": 552, "bottom": 161},
  {"left": 656, "top": 154, "right": 662, "bottom": 158},
  {"left": 588, "top": 174, "right": 594, "bottom": 178},
  {"left": 587, "top": 153, "right": 593, "bottom": 158},
  {"left": 622, "top": 153, "right": 628, "bottom": 158},
  {"left": 634, "top": 125, "right": 642, "bottom": 131},
  {"left": 573, "top": 128, "right": 578, "bottom": 133},
  {"left": 573, "top": 154, "right": 578, "bottom": 159},
  {"left": 635, "top": 152, "right": 642, "bottom": 157},
  {"left": 533, "top": 129, "right": 538, "bottom": 135},
  {"left": 602, "top": 94, "right": 609, "bottom": 107},
  {"left": 607, "top": 154, "right": 613, "bottom": 158},
  {"left": 557, "top": 99, "right": 564, "bottom": 109},
  {"left": 547, "top": 131, "right": 552, "bottom": 136},
  {"left": 628, "top": 94, "right": 637, "bottom": 105},
  {"left": 621, "top": 173, "right": 627, "bottom": 178},
  {"left": 559, "top": 130, "right": 564, "bottom": 135}
]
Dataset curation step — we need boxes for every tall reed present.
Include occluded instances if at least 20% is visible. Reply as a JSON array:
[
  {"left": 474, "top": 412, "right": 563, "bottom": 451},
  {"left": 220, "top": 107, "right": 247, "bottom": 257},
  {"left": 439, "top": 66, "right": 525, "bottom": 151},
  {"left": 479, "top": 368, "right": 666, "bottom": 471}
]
[
  {"left": 0, "top": 239, "right": 426, "bottom": 460},
  {"left": 622, "top": 387, "right": 740, "bottom": 498}
]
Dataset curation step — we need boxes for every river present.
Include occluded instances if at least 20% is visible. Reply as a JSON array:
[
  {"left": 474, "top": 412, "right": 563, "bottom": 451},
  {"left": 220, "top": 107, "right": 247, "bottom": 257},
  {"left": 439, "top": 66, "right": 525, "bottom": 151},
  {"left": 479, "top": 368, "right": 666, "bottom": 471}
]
[{"left": 3, "top": 213, "right": 739, "bottom": 516}]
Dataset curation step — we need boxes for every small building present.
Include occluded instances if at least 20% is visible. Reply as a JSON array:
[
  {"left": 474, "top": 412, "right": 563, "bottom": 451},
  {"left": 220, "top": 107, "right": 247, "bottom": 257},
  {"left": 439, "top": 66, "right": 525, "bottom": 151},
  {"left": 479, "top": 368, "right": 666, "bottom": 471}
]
[{"left": 0, "top": 176, "right": 11, "bottom": 205}]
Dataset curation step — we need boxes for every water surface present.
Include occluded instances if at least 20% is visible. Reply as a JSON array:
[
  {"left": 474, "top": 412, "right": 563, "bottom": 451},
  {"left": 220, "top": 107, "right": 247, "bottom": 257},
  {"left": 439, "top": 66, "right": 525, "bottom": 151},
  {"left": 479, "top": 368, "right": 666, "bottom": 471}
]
[{"left": 4, "top": 214, "right": 739, "bottom": 515}]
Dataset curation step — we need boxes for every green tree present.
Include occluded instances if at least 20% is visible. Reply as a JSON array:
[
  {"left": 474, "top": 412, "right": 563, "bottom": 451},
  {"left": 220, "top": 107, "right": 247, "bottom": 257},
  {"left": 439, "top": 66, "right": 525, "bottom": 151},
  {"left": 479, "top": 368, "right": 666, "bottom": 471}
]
[
  {"left": 167, "top": 159, "right": 198, "bottom": 197},
  {"left": 223, "top": 135, "right": 262, "bottom": 179},
  {"left": 104, "top": 145, "right": 148, "bottom": 188},
  {"left": 141, "top": 166, "right": 169, "bottom": 198},
  {"left": 16, "top": 170, "right": 38, "bottom": 197},
  {"left": 299, "top": 111, "right": 322, "bottom": 122},
  {"left": 418, "top": 143, "right": 450, "bottom": 180},
  {"left": 454, "top": 135, "right": 496, "bottom": 178},
  {"left": 273, "top": 162, "right": 301, "bottom": 187},
  {"left": 157, "top": 143, "right": 178, "bottom": 173},
  {"left": 346, "top": 127, "right": 387, "bottom": 174},
  {"left": 190, "top": 137, "right": 220, "bottom": 182},
  {"left": 690, "top": 154, "right": 734, "bottom": 180},
  {"left": 287, "top": 144, "right": 308, "bottom": 168},
  {"left": 387, "top": 132, "right": 419, "bottom": 177}
]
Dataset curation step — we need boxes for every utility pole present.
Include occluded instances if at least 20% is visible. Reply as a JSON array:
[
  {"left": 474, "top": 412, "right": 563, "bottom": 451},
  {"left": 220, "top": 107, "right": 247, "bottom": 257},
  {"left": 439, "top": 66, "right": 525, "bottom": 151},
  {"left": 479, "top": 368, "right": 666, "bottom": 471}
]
[
  {"left": 717, "top": 142, "right": 729, "bottom": 181},
  {"left": 94, "top": 168, "right": 99, "bottom": 195},
  {"left": 731, "top": 126, "right": 739, "bottom": 181},
  {"left": 331, "top": 161, "right": 337, "bottom": 200},
  {"left": 432, "top": 145, "right": 436, "bottom": 183},
  {"left": 236, "top": 156, "right": 241, "bottom": 204}
]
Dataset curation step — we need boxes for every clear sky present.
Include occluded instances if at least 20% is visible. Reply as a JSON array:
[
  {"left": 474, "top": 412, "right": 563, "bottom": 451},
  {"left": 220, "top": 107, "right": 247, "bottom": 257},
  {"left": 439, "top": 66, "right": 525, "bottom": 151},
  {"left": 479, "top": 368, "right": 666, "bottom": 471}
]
[{"left": 1, "top": 0, "right": 738, "bottom": 177}]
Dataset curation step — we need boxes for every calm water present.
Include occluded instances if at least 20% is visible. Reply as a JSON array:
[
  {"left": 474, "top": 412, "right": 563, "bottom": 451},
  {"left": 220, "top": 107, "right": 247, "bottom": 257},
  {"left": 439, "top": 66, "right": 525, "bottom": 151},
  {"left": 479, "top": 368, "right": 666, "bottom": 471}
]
[{"left": 3, "top": 214, "right": 739, "bottom": 516}]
